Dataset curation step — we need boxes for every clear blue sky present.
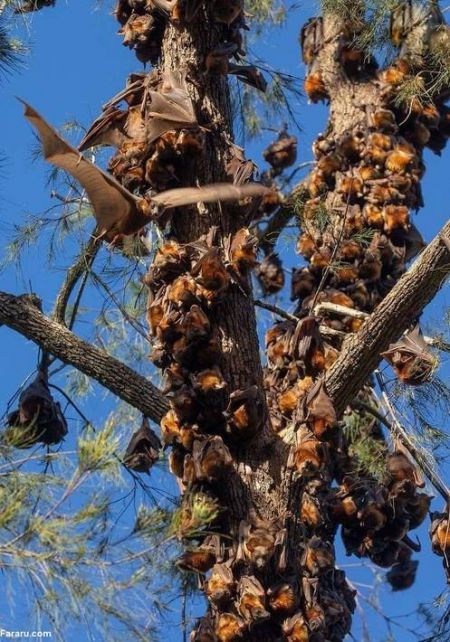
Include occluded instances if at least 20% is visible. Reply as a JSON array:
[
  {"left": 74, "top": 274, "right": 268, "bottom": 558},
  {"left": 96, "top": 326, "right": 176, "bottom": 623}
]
[{"left": 0, "top": 2, "right": 449, "bottom": 641}]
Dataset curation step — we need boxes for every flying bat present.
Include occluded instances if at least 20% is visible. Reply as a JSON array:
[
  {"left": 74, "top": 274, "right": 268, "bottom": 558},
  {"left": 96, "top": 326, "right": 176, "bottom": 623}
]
[{"left": 20, "top": 100, "right": 271, "bottom": 244}]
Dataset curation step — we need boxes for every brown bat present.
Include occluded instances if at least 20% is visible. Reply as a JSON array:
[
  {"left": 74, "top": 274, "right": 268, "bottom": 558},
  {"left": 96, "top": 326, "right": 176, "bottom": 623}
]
[
  {"left": 215, "top": 612, "right": 246, "bottom": 642},
  {"left": 206, "top": 43, "right": 239, "bottom": 75},
  {"left": 21, "top": 100, "right": 270, "bottom": 244},
  {"left": 226, "top": 228, "right": 259, "bottom": 273},
  {"left": 205, "top": 562, "right": 235, "bottom": 605},
  {"left": 228, "top": 64, "right": 268, "bottom": 92},
  {"left": 191, "top": 248, "right": 231, "bottom": 293},
  {"left": 263, "top": 128, "right": 297, "bottom": 173},
  {"left": 192, "top": 436, "right": 233, "bottom": 482},
  {"left": 226, "top": 144, "right": 257, "bottom": 186},
  {"left": 304, "top": 379, "right": 336, "bottom": 438},
  {"left": 300, "top": 16, "right": 324, "bottom": 65},
  {"left": 191, "top": 368, "right": 227, "bottom": 395},
  {"left": 211, "top": 0, "right": 243, "bottom": 26},
  {"left": 282, "top": 612, "right": 309, "bottom": 642},
  {"left": 78, "top": 105, "right": 146, "bottom": 152},
  {"left": 267, "top": 579, "right": 298, "bottom": 615},
  {"left": 237, "top": 575, "right": 270, "bottom": 623},
  {"left": 176, "top": 541, "right": 218, "bottom": 574},
  {"left": 14, "top": 0, "right": 54, "bottom": 13},
  {"left": 381, "top": 324, "right": 437, "bottom": 385},
  {"left": 301, "top": 535, "right": 335, "bottom": 576},
  {"left": 430, "top": 512, "right": 450, "bottom": 557},
  {"left": 256, "top": 253, "right": 285, "bottom": 296},
  {"left": 386, "top": 559, "right": 419, "bottom": 591},
  {"left": 190, "top": 613, "right": 217, "bottom": 642},
  {"left": 224, "top": 386, "right": 264, "bottom": 440},
  {"left": 123, "top": 417, "right": 161, "bottom": 473},
  {"left": 237, "top": 511, "right": 286, "bottom": 570},
  {"left": 7, "top": 369, "right": 68, "bottom": 448}
]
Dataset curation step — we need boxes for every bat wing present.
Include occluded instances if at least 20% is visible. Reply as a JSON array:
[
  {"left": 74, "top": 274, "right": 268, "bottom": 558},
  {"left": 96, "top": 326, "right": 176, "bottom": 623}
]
[
  {"left": 20, "top": 100, "right": 144, "bottom": 239},
  {"left": 78, "top": 107, "right": 128, "bottom": 151},
  {"left": 152, "top": 182, "right": 270, "bottom": 209},
  {"left": 228, "top": 64, "right": 268, "bottom": 92},
  {"left": 146, "top": 71, "right": 197, "bottom": 143}
]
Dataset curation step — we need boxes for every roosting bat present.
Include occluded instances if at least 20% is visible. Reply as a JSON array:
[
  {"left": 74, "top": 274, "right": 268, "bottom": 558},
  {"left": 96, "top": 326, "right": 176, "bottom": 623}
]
[
  {"left": 381, "top": 324, "right": 437, "bottom": 385},
  {"left": 237, "top": 575, "right": 270, "bottom": 623},
  {"left": 20, "top": 100, "right": 271, "bottom": 244},
  {"left": 123, "top": 417, "right": 161, "bottom": 473},
  {"left": 6, "top": 369, "right": 67, "bottom": 447}
]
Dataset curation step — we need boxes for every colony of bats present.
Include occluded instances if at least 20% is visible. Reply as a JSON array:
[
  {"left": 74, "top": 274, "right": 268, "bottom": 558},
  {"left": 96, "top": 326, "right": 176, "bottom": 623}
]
[{"left": 7, "top": 0, "right": 450, "bottom": 641}]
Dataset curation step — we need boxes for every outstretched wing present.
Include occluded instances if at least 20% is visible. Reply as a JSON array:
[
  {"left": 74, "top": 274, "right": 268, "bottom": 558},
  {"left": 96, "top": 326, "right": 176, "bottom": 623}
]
[
  {"left": 20, "top": 100, "right": 144, "bottom": 240},
  {"left": 152, "top": 182, "right": 271, "bottom": 209}
]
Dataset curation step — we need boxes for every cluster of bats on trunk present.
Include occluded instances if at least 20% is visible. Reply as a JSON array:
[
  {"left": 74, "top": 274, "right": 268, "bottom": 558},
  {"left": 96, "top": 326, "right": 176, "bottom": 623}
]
[{"left": 114, "top": 0, "right": 267, "bottom": 91}]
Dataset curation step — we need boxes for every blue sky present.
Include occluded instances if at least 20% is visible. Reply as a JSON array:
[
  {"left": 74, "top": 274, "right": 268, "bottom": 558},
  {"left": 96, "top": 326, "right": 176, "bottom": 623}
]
[{"left": 0, "top": 1, "right": 449, "bottom": 641}]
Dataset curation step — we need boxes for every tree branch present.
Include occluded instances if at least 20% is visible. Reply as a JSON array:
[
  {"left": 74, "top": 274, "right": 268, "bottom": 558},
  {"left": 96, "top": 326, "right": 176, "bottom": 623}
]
[
  {"left": 0, "top": 292, "right": 169, "bottom": 423},
  {"left": 326, "top": 220, "right": 450, "bottom": 416}
]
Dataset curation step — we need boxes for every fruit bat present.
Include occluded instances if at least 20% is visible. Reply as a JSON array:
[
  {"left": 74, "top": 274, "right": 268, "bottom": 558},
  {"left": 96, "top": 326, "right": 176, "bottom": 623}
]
[
  {"left": 191, "top": 248, "right": 231, "bottom": 293},
  {"left": 387, "top": 559, "right": 419, "bottom": 590},
  {"left": 123, "top": 417, "right": 161, "bottom": 473},
  {"left": 226, "top": 228, "right": 258, "bottom": 273},
  {"left": 263, "top": 128, "right": 297, "bottom": 173},
  {"left": 176, "top": 534, "right": 221, "bottom": 574},
  {"left": 191, "top": 368, "right": 227, "bottom": 395},
  {"left": 6, "top": 369, "right": 68, "bottom": 448},
  {"left": 190, "top": 613, "right": 218, "bottom": 642},
  {"left": 386, "top": 446, "right": 425, "bottom": 488},
  {"left": 211, "top": 0, "right": 243, "bottom": 26},
  {"left": 226, "top": 145, "right": 257, "bottom": 186},
  {"left": 282, "top": 612, "right": 309, "bottom": 642},
  {"left": 300, "top": 16, "right": 324, "bottom": 65},
  {"left": 267, "top": 580, "right": 298, "bottom": 615},
  {"left": 192, "top": 436, "right": 233, "bottom": 482},
  {"left": 381, "top": 324, "right": 437, "bottom": 385},
  {"left": 215, "top": 612, "right": 246, "bottom": 642},
  {"left": 301, "top": 535, "right": 335, "bottom": 576},
  {"left": 14, "top": 0, "right": 54, "bottom": 12},
  {"left": 224, "top": 386, "right": 264, "bottom": 440},
  {"left": 290, "top": 317, "right": 325, "bottom": 372},
  {"left": 228, "top": 64, "right": 268, "bottom": 92},
  {"left": 78, "top": 106, "right": 142, "bottom": 152},
  {"left": 256, "top": 252, "right": 285, "bottom": 296},
  {"left": 236, "top": 511, "right": 286, "bottom": 570},
  {"left": 21, "top": 100, "right": 270, "bottom": 244},
  {"left": 237, "top": 575, "right": 270, "bottom": 623},
  {"left": 205, "top": 562, "right": 235, "bottom": 605}
]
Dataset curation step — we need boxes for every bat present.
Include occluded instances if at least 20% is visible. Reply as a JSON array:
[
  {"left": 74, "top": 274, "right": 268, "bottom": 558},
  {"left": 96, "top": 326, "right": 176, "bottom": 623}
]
[
  {"left": 226, "top": 228, "right": 259, "bottom": 273},
  {"left": 224, "top": 386, "right": 264, "bottom": 440},
  {"left": 78, "top": 106, "right": 146, "bottom": 152},
  {"left": 291, "top": 268, "right": 316, "bottom": 301},
  {"left": 237, "top": 575, "right": 270, "bottom": 623},
  {"left": 263, "top": 128, "right": 297, "bottom": 174},
  {"left": 226, "top": 144, "right": 257, "bottom": 186},
  {"left": 381, "top": 324, "right": 437, "bottom": 385},
  {"left": 205, "top": 562, "right": 235, "bottom": 605},
  {"left": 183, "top": 305, "right": 211, "bottom": 343},
  {"left": 176, "top": 543, "right": 217, "bottom": 574},
  {"left": 21, "top": 100, "right": 271, "bottom": 244},
  {"left": 304, "top": 70, "right": 328, "bottom": 104},
  {"left": 211, "top": 0, "right": 243, "bottom": 26},
  {"left": 288, "top": 434, "right": 327, "bottom": 476},
  {"left": 215, "top": 612, "right": 246, "bottom": 642},
  {"left": 192, "top": 436, "right": 233, "bottom": 482},
  {"left": 236, "top": 511, "right": 285, "bottom": 570},
  {"left": 282, "top": 612, "right": 309, "bottom": 642},
  {"left": 300, "top": 16, "right": 324, "bottom": 65},
  {"left": 386, "top": 559, "right": 419, "bottom": 590},
  {"left": 123, "top": 417, "right": 161, "bottom": 473},
  {"left": 256, "top": 252, "right": 285, "bottom": 296},
  {"left": 191, "top": 248, "right": 231, "bottom": 293},
  {"left": 406, "top": 492, "right": 431, "bottom": 530},
  {"left": 190, "top": 613, "right": 217, "bottom": 642},
  {"left": 7, "top": 369, "right": 68, "bottom": 448},
  {"left": 228, "top": 64, "right": 268, "bottom": 92},
  {"left": 301, "top": 535, "right": 335, "bottom": 576},
  {"left": 206, "top": 43, "right": 239, "bottom": 74},
  {"left": 267, "top": 580, "right": 298, "bottom": 615},
  {"left": 191, "top": 368, "right": 227, "bottom": 394}
]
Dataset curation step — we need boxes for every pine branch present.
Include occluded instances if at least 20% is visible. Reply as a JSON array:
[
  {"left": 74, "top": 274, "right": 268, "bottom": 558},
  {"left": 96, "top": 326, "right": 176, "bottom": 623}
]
[
  {"left": 0, "top": 292, "right": 169, "bottom": 422},
  {"left": 326, "top": 220, "right": 450, "bottom": 416}
]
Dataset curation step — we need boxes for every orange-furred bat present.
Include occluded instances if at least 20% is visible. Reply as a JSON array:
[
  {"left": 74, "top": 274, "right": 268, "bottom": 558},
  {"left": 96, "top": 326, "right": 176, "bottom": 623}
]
[
  {"left": 191, "top": 367, "right": 227, "bottom": 394},
  {"left": 282, "top": 612, "right": 309, "bottom": 642},
  {"left": 300, "top": 16, "right": 324, "bottom": 65},
  {"left": 381, "top": 324, "right": 437, "bottom": 385},
  {"left": 224, "top": 386, "right": 264, "bottom": 440},
  {"left": 21, "top": 100, "right": 270, "bottom": 244},
  {"left": 183, "top": 305, "right": 211, "bottom": 342},
  {"left": 237, "top": 575, "right": 270, "bottom": 623},
  {"left": 78, "top": 107, "right": 128, "bottom": 151},
  {"left": 237, "top": 511, "right": 286, "bottom": 570},
  {"left": 176, "top": 537, "right": 219, "bottom": 574},
  {"left": 7, "top": 369, "right": 68, "bottom": 448},
  {"left": 192, "top": 436, "right": 233, "bottom": 482},
  {"left": 191, "top": 248, "right": 231, "bottom": 293},
  {"left": 267, "top": 580, "right": 298, "bottom": 615},
  {"left": 123, "top": 417, "right": 161, "bottom": 473},
  {"left": 227, "top": 228, "right": 259, "bottom": 272},
  {"left": 256, "top": 252, "right": 285, "bottom": 295},
  {"left": 215, "top": 612, "right": 246, "bottom": 642},
  {"left": 205, "top": 562, "right": 235, "bottom": 605},
  {"left": 263, "top": 128, "right": 297, "bottom": 173},
  {"left": 190, "top": 613, "right": 218, "bottom": 642},
  {"left": 301, "top": 535, "right": 335, "bottom": 576},
  {"left": 430, "top": 512, "right": 450, "bottom": 563}
]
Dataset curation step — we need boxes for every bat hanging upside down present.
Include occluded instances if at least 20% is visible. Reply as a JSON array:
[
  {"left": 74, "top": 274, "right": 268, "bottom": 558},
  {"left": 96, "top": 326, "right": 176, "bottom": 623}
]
[{"left": 19, "top": 100, "right": 271, "bottom": 245}]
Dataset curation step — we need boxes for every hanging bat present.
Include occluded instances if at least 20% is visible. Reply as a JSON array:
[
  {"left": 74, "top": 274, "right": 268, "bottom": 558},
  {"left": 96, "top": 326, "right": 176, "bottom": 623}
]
[
  {"left": 211, "top": 0, "right": 243, "bottom": 26},
  {"left": 192, "top": 436, "right": 233, "bottom": 482},
  {"left": 386, "top": 559, "right": 419, "bottom": 590},
  {"left": 123, "top": 417, "right": 161, "bottom": 473},
  {"left": 263, "top": 127, "right": 297, "bottom": 174},
  {"left": 228, "top": 64, "right": 268, "bottom": 92},
  {"left": 300, "top": 16, "right": 324, "bottom": 65},
  {"left": 183, "top": 305, "right": 211, "bottom": 343},
  {"left": 381, "top": 324, "right": 437, "bottom": 385},
  {"left": 191, "top": 613, "right": 218, "bottom": 642},
  {"left": 282, "top": 612, "right": 309, "bottom": 642},
  {"left": 267, "top": 579, "right": 298, "bottom": 615},
  {"left": 386, "top": 448, "right": 425, "bottom": 488},
  {"left": 301, "top": 535, "right": 335, "bottom": 576},
  {"left": 226, "top": 228, "right": 259, "bottom": 273},
  {"left": 215, "top": 612, "right": 246, "bottom": 642},
  {"left": 237, "top": 575, "right": 270, "bottom": 623},
  {"left": 224, "top": 386, "right": 264, "bottom": 440},
  {"left": 191, "top": 248, "right": 231, "bottom": 293},
  {"left": 236, "top": 511, "right": 285, "bottom": 570},
  {"left": 205, "top": 562, "right": 235, "bottom": 605},
  {"left": 176, "top": 537, "right": 220, "bottom": 574},
  {"left": 290, "top": 317, "right": 325, "bottom": 372},
  {"left": 406, "top": 492, "right": 432, "bottom": 529},
  {"left": 7, "top": 369, "right": 68, "bottom": 448},
  {"left": 191, "top": 368, "right": 227, "bottom": 395},
  {"left": 21, "top": 100, "right": 270, "bottom": 244},
  {"left": 206, "top": 43, "right": 240, "bottom": 75},
  {"left": 226, "top": 144, "right": 257, "bottom": 186},
  {"left": 256, "top": 253, "right": 285, "bottom": 296},
  {"left": 14, "top": 0, "right": 54, "bottom": 13}
]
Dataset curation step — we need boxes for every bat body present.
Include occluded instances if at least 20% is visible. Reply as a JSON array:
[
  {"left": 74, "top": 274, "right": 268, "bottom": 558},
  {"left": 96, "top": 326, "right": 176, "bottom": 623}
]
[{"left": 123, "top": 417, "right": 161, "bottom": 473}]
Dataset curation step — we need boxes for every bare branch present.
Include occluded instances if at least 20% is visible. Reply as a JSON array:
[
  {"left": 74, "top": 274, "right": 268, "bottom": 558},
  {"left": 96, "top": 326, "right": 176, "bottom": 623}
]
[
  {"left": 0, "top": 292, "right": 169, "bottom": 423},
  {"left": 326, "top": 220, "right": 450, "bottom": 416}
]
